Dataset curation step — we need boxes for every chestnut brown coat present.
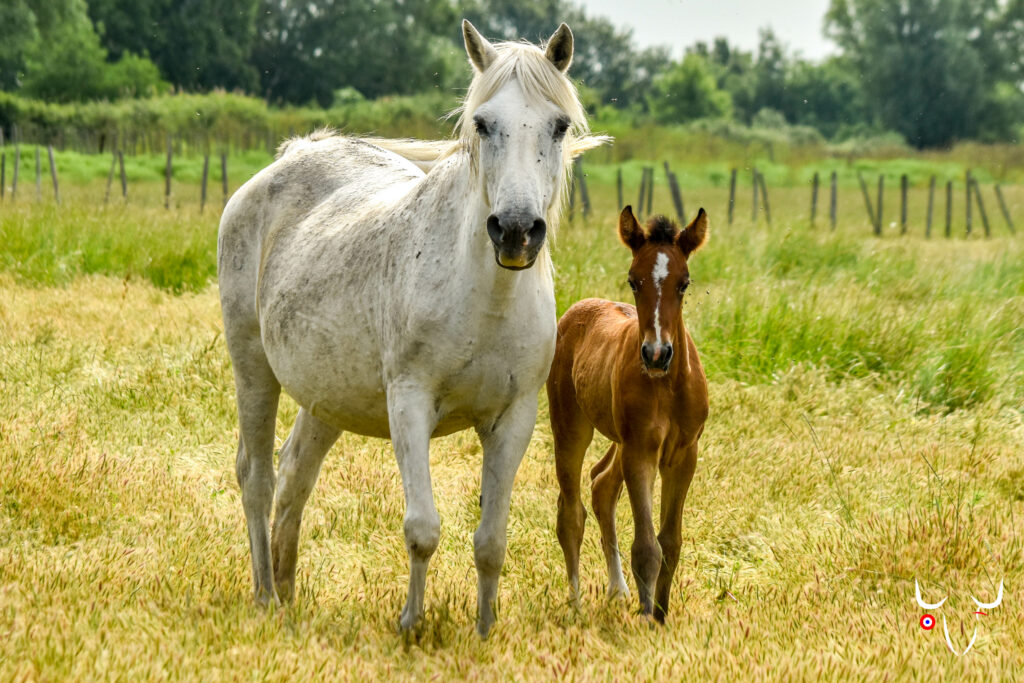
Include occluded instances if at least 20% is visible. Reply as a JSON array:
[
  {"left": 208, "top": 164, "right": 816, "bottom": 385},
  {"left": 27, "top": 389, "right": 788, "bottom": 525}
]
[{"left": 547, "top": 205, "right": 709, "bottom": 622}]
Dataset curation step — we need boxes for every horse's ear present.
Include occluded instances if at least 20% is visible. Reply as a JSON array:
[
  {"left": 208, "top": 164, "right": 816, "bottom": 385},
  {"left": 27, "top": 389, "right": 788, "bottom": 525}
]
[
  {"left": 463, "top": 19, "right": 497, "bottom": 72},
  {"left": 618, "top": 205, "right": 645, "bottom": 250},
  {"left": 545, "top": 23, "right": 574, "bottom": 73},
  {"left": 677, "top": 208, "right": 709, "bottom": 257}
]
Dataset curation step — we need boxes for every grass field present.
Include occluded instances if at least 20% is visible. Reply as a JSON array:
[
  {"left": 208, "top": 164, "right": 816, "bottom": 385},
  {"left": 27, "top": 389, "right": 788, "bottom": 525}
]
[{"left": 1, "top": 157, "right": 1023, "bottom": 679}]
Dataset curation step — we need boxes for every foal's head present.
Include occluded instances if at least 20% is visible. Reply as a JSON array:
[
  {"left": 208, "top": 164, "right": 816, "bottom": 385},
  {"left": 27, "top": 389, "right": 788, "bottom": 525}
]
[{"left": 618, "top": 206, "right": 709, "bottom": 375}]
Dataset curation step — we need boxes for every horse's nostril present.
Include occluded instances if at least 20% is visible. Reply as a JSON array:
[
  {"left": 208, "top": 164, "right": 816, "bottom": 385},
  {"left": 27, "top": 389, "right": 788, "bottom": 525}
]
[
  {"left": 662, "top": 344, "right": 674, "bottom": 366},
  {"left": 486, "top": 215, "right": 503, "bottom": 245},
  {"left": 529, "top": 218, "right": 547, "bottom": 241}
]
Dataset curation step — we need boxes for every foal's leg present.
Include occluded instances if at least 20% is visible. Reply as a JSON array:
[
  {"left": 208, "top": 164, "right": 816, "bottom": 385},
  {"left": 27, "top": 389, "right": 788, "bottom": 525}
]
[
  {"left": 474, "top": 393, "right": 538, "bottom": 638},
  {"left": 590, "top": 445, "right": 629, "bottom": 598},
  {"left": 550, "top": 392, "right": 594, "bottom": 603},
  {"left": 654, "top": 441, "right": 699, "bottom": 623},
  {"left": 228, "top": 340, "right": 282, "bottom": 606},
  {"left": 271, "top": 408, "right": 341, "bottom": 602},
  {"left": 387, "top": 384, "right": 440, "bottom": 632},
  {"left": 622, "top": 443, "right": 662, "bottom": 617}
]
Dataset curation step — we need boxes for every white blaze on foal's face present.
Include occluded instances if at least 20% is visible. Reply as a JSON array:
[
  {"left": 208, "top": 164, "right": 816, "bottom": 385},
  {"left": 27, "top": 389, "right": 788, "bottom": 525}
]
[{"left": 651, "top": 251, "right": 670, "bottom": 345}]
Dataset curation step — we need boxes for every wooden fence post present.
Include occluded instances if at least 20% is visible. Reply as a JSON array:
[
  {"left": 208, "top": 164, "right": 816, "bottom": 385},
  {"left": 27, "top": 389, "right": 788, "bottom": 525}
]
[
  {"left": 875, "top": 175, "right": 884, "bottom": 236},
  {"left": 576, "top": 157, "right": 591, "bottom": 219},
  {"left": 616, "top": 167, "right": 623, "bottom": 211},
  {"left": 728, "top": 168, "right": 737, "bottom": 225},
  {"left": 971, "top": 178, "right": 990, "bottom": 238},
  {"left": 104, "top": 150, "right": 116, "bottom": 204},
  {"left": 810, "top": 171, "right": 819, "bottom": 226},
  {"left": 830, "top": 171, "right": 837, "bottom": 231},
  {"left": 568, "top": 172, "right": 577, "bottom": 221},
  {"left": 945, "top": 180, "right": 952, "bottom": 238},
  {"left": 200, "top": 154, "right": 210, "bottom": 214},
  {"left": 118, "top": 150, "right": 127, "bottom": 200},
  {"left": 637, "top": 167, "right": 647, "bottom": 220},
  {"left": 925, "top": 176, "right": 935, "bottom": 238},
  {"left": 965, "top": 170, "right": 972, "bottom": 235},
  {"left": 221, "top": 151, "right": 229, "bottom": 205},
  {"left": 857, "top": 172, "right": 875, "bottom": 230},
  {"left": 164, "top": 135, "right": 173, "bottom": 209},
  {"left": 900, "top": 174, "right": 908, "bottom": 234},
  {"left": 751, "top": 168, "right": 759, "bottom": 223},
  {"left": 759, "top": 172, "right": 772, "bottom": 226},
  {"left": 994, "top": 185, "right": 1016, "bottom": 234},
  {"left": 35, "top": 146, "right": 41, "bottom": 200},
  {"left": 665, "top": 166, "right": 685, "bottom": 222},
  {"left": 47, "top": 145, "right": 59, "bottom": 204},
  {"left": 12, "top": 139, "right": 19, "bottom": 200},
  {"left": 645, "top": 166, "right": 654, "bottom": 217}
]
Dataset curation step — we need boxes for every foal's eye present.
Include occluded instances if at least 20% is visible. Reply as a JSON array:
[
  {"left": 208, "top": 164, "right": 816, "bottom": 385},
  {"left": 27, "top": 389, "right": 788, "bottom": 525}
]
[
  {"left": 553, "top": 117, "right": 570, "bottom": 139},
  {"left": 678, "top": 280, "right": 690, "bottom": 295},
  {"left": 628, "top": 279, "right": 638, "bottom": 293},
  {"left": 474, "top": 116, "right": 490, "bottom": 137}
]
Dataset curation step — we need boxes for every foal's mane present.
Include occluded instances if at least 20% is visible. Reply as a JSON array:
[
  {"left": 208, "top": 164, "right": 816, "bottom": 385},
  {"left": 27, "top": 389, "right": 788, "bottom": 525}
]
[{"left": 644, "top": 215, "right": 679, "bottom": 245}]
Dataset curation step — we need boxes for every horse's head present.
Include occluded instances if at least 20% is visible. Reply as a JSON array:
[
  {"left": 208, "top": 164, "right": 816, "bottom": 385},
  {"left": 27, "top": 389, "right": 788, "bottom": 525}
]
[
  {"left": 618, "top": 206, "right": 708, "bottom": 376},
  {"left": 461, "top": 20, "right": 604, "bottom": 270}
]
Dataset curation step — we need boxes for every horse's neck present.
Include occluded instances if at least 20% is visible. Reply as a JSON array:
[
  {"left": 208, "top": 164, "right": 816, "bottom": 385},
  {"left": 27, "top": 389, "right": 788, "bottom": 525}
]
[{"left": 408, "top": 152, "right": 548, "bottom": 301}]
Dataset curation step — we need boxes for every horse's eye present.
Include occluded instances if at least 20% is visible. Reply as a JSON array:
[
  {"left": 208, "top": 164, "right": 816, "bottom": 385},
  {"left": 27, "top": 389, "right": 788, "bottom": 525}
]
[
  {"left": 678, "top": 280, "right": 690, "bottom": 295},
  {"left": 553, "top": 117, "right": 570, "bottom": 139},
  {"left": 474, "top": 117, "right": 490, "bottom": 137},
  {"left": 628, "top": 279, "right": 638, "bottom": 293}
]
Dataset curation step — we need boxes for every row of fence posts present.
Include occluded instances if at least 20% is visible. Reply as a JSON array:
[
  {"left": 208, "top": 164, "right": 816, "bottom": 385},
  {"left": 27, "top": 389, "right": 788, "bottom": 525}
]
[
  {"left": 852, "top": 170, "right": 1015, "bottom": 237},
  {"left": 0, "top": 129, "right": 231, "bottom": 211},
  {"left": 0, "top": 127, "right": 61, "bottom": 204},
  {"left": 569, "top": 160, "right": 1016, "bottom": 238}
]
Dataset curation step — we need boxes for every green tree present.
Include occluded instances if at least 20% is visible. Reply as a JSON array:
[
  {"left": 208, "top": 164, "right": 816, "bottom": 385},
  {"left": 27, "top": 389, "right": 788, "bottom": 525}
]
[
  {"left": 87, "top": 0, "right": 260, "bottom": 93},
  {"left": 826, "top": 0, "right": 1023, "bottom": 147},
  {"left": 252, "top": 0, "right": 459, "bottom": 105},
  {"left": 647, "top": 53, "right": 732, "bottom": 124}
]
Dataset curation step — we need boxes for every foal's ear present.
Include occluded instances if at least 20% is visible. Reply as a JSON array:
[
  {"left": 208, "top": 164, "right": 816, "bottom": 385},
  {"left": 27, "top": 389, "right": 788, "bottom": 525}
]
[
  {"left": 677, "top": 208, "right": 709, "bottom": 257},
  {"left": 618, "top": 205, "right": 645, "bottom": 250},
  {"left": 545, "top": 23, "right": 574, "bottom": 73},
  {"left": 463, "top": 19, "right": 498, "bottom": 73}
]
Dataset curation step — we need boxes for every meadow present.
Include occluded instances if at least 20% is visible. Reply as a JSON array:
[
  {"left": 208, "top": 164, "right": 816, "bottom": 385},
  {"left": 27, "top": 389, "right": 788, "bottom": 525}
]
[{"left": 1, "top": 150, "right": 1023, "bottom": 679}]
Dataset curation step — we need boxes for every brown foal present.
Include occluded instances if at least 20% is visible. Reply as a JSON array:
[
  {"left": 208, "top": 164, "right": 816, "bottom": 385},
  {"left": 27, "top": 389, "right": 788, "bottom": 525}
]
[{"left": 547, "top": 205, "right": 709, "bottom": 622}]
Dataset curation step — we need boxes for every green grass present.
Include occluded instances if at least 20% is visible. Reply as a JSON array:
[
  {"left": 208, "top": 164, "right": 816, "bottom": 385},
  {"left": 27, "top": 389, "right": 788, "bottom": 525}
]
[{"left": 1, "top": 150, "right": 1023, "bottom": 678}]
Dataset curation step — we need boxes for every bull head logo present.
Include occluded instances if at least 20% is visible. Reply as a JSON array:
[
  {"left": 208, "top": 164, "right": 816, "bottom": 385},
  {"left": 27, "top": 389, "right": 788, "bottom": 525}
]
[{"left": 915, "top": 579, "right": 1004, "bottom": 656}]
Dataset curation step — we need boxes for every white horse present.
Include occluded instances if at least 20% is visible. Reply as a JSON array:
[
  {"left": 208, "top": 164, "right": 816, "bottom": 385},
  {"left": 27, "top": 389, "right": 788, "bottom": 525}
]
[{"left": 217, "top": 20, "right": 607, "bottom": 637}]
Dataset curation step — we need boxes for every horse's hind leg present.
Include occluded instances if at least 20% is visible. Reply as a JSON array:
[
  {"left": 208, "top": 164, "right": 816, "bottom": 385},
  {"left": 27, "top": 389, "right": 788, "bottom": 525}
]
[
  {"left": 654, "top": 441, "right": 699, "bottom": 623},
  {"left": 591, "top": 444, "right": 629, "bottom": 598},
  {"left": 271, "top": 408, "right": 340, "bottom": 602},
  {"left": 549, "top": 387, "right": 594, "bottom": 604},
  {"left": 229, "top": 338, "right": 282, "bottom": 606}
]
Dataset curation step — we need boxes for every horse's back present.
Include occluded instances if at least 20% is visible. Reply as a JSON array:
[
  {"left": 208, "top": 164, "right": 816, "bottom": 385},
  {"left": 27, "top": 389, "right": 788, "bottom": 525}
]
[{"left": 217, "top": 136, "right": 424, "bottom": 329}]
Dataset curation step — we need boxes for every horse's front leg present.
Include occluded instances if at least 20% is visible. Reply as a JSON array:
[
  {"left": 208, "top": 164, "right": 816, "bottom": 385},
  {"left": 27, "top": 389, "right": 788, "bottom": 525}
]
[
  {"left": 387, "top": 383, "right": 441, "bottom": 632},
  {"left": 473, "top": 392, "right": 538, "bottom": 638}
]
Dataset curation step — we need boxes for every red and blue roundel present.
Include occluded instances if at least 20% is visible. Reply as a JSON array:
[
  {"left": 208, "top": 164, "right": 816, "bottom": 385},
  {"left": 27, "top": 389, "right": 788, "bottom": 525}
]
[{"left": 920, "top": 614, "right": 936, "bottom": 630}]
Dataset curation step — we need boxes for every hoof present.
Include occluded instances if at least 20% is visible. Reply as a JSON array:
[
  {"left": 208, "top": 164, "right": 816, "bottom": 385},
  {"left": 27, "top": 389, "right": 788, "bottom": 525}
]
[
  {"left": 476, "top": 618, "right": 494, "bottom": 640},
  {"left": 398, "top": 605, "right": 421, "bottom": 633},
  {"left": 607, "top": 582, "right": 630, "bottom": 601},
  {"left": 254, "top": 588, "right": 280, "bottom": 609}
]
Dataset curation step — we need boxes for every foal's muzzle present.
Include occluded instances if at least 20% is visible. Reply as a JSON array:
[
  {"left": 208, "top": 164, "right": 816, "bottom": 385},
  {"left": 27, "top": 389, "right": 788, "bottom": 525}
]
[
  {"left": 487, "top": 213, "right": 547, "bottom": 270},
  {"left": 641, "top": 341, "right": 674, "bottom": 373}
]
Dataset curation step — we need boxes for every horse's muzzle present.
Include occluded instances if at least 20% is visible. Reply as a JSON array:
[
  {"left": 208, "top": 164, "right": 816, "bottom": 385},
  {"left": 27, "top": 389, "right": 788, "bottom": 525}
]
[
  {"left": 487, "top": 214, "right": 546, "bottom": 270},
  {"left": 641, "top": 341, "right": 673, "bottom": 373}
]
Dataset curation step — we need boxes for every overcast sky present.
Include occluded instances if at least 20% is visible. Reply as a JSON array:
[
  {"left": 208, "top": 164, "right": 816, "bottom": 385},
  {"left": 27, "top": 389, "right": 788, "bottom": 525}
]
[{"left": 578, "top": 0, "right": 838, "bottom": 60}]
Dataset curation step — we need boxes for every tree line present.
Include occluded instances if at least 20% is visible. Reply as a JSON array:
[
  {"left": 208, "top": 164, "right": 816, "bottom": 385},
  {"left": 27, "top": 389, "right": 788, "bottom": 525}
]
[{"left": 0, "top": 0, "right": 1022, "bottom": 149}]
